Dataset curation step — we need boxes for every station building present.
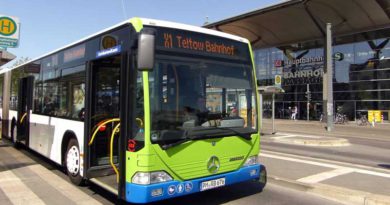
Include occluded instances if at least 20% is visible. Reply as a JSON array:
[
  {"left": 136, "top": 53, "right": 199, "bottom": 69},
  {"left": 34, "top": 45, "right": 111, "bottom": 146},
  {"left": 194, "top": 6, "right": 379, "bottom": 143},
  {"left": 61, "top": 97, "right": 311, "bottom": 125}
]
[{"left": 205, "top": 0, "right": 390, "bottom": 121}]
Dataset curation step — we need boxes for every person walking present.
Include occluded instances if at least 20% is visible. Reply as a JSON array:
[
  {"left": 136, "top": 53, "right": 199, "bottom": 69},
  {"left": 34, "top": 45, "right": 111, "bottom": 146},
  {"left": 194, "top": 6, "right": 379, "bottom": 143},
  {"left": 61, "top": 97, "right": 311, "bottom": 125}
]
[{"left": 291, "top": 106, "right": 298, "bottom": 120}]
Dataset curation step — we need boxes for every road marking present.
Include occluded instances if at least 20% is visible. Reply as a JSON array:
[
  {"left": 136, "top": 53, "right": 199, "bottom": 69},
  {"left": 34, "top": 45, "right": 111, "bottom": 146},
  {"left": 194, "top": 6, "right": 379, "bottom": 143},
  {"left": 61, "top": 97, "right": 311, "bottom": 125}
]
[
  {"left": 261, "top": 153, "right": 343, "bottom": 169},
  {"left": 261, "top": 151, "right": 390, "bottom": 179},
  {"left": 297, "top": 168, "right": 354, "bottom": 184},
  {"left": 0, "top": 170, "right": 45, "bottom": 205}
]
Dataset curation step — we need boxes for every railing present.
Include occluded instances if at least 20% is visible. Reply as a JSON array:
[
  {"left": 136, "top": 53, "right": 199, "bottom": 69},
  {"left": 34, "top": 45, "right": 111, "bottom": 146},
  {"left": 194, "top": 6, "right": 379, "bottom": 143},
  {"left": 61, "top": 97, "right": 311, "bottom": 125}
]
[
  {"left": 88, "top": 117, "right": 143, "bottom": 183},
  {"left": 89, "top": 118, "right": 120, "bottom": 182}
]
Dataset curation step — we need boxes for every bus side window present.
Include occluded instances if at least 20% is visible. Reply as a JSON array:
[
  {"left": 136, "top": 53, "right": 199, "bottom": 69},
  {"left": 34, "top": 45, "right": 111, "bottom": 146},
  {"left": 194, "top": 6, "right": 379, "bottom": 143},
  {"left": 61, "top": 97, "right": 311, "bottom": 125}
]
[
  {"left": 72, "top": 83, "right": 85, "bottom": 119},
  {"left": 58, "top": 65, "right": 85, "bottom": 120}
]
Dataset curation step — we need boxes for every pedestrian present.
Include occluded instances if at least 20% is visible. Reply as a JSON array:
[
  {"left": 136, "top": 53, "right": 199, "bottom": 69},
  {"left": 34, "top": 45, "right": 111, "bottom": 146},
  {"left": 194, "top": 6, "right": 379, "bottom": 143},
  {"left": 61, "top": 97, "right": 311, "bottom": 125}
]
[
  {"left": 291, "top": 106, "right": 298, "bottom": 120},
  {"left": 230, "top": 107, "right": 238, "bottom": 117}
]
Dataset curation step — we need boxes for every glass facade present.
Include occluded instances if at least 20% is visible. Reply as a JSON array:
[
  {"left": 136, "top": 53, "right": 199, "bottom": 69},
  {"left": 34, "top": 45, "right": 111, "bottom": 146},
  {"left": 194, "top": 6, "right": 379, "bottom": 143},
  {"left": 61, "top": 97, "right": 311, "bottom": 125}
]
[{"left": 255, "top": 28, "right": 390, "bottom": 121}]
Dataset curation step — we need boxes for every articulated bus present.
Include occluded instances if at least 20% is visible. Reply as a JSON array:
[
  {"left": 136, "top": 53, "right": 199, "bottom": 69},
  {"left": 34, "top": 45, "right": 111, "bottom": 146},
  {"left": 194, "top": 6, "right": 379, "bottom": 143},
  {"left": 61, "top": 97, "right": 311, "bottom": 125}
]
[{"left": 0, "top": 18, "right": 266, "bottom": 203}]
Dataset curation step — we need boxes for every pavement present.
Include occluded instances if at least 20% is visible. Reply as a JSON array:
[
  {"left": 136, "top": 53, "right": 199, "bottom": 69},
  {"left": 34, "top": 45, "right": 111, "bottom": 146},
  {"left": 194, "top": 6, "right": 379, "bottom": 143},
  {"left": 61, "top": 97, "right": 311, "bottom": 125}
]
[
  {"left": 261, "top": 150, "right": 390, "bottom": 205},
  {"left": 261, "top": 118, "right": 390, "bottom": 141},
  {"left": 259, "top": 119, "right": 390, "bottom": 205},
  {"left": 264, "top": 132, "right": 350, "bottom": 146},
  {"left": 0, "top": 139, "right": 102, "bottom": 205}
]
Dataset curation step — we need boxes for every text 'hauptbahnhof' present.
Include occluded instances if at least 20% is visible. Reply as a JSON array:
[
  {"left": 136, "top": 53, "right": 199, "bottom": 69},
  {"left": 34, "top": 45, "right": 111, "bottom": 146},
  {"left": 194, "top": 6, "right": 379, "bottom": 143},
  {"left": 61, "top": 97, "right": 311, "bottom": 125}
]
[{"left": 206, "top": 0, "right": 390, "bottom": 122}]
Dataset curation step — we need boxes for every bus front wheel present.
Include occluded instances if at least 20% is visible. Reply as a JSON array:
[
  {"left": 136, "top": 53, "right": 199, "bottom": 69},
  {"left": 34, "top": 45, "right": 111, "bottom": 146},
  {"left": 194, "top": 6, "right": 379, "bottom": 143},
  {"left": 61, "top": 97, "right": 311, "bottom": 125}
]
[{"left": 65, "top": 138, "right": 84, "bottom": 185}]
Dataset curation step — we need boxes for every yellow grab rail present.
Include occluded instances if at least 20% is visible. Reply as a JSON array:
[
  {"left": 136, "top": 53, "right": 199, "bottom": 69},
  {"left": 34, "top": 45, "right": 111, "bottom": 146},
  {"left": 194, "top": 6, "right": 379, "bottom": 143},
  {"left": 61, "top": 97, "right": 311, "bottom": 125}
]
[
  {"left": 135, "top": 117, "right": 144, "bottom": 128},
  {"left": 20, "top": 113, "right": 27, "bottom": 124},
  {"left": 110, "top": 123, "right": 121, "bottom": 182},
  {"left": 88, "top": 118, "right": 120, "bottom": 146}
]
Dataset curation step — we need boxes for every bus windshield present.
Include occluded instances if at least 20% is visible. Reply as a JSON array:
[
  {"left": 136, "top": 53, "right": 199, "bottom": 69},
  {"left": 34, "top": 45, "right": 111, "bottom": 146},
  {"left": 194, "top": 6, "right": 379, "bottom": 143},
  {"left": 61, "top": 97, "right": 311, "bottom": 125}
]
[{"left": 149, "top": 56, "right": 257, "bottom": 148}]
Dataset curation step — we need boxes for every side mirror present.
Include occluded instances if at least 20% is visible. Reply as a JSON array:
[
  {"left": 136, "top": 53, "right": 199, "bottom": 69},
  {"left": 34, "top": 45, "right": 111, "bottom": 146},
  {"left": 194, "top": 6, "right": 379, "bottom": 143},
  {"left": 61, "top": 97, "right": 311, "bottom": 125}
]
[
  {"left": 137, "top": 28, "right": 156, "bottom": 71},
  {"left": 257, "top": 79, "right": 262, "bottom": 86}
]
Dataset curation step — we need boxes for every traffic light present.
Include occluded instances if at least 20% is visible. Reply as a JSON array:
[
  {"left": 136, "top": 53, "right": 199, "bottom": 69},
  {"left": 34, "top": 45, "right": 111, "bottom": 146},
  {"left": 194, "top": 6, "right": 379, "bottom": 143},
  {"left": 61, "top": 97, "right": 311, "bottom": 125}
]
[{"left": 305, "top": 91, "right": 312, "bottom": 101}]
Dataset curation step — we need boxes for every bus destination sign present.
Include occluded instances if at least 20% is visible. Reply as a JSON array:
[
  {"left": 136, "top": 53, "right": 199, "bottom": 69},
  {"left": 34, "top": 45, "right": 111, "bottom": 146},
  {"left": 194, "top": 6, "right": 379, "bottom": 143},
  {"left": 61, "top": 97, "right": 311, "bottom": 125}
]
[
  {"left": 163, "top": 33, "right": 235, "bottom": 56},
  {"left": 152, "top": 27, "right": 249, "bottom": 61}
]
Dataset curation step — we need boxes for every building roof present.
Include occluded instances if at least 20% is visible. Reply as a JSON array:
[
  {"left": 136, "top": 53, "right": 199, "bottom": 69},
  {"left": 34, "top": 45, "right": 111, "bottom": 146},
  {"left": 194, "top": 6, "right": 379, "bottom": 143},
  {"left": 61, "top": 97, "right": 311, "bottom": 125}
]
[
  {"left": 205, "top": 0, "right": 390, "bottom": 49},
  {"left": 0, "top": 50, "right": 16, "bottom": 66}
]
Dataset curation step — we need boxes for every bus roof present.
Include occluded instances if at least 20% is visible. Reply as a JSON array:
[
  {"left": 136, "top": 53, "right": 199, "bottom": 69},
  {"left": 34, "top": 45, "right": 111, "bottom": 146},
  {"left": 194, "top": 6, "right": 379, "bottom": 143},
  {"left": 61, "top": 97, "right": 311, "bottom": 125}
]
[{"left": 0, "top": 17, "right": 249, "bottom": 75}]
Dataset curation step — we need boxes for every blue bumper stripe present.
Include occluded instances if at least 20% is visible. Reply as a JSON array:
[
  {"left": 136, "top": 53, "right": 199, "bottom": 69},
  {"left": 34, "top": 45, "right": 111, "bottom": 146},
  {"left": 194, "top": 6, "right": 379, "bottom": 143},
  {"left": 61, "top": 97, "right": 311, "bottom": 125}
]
[{"left": 126, "top": 164, "right": 263, "bottom": 203}]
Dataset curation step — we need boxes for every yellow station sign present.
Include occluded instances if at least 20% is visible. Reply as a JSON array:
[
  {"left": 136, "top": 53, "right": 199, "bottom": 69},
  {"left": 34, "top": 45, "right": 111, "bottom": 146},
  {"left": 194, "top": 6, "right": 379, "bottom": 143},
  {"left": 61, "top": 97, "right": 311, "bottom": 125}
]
[{"left": 0, "top": 15, "right": 20, "bottom": 48}]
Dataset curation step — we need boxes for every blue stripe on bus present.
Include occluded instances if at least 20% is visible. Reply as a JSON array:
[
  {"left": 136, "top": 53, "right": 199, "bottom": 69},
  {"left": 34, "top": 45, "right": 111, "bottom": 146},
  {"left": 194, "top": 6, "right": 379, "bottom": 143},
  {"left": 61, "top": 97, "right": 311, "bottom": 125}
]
[{"left": 125, "top": 164, "right": 263, "bottom": 203}]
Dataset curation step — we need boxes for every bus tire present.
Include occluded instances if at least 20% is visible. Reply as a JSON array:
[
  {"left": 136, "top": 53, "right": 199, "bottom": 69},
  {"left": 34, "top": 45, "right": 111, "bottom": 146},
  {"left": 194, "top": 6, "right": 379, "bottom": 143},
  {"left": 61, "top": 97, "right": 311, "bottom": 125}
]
[
  {"left": 11, "top": 118, "right": 16, "bottom": 143},
  {"left": 65, "top": 138, "right": 84, "bottom": 185},
  {"left": 259, "top": 165, "right": 267, "bottom": 192},
  {"left": 13, "top": 141, "right": 21, "bottom": 149}
]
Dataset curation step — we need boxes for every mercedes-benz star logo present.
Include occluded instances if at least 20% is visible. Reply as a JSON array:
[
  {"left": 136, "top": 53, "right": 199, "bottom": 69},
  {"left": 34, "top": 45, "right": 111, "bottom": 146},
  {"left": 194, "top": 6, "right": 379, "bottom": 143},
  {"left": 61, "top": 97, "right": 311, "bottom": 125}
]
[{"left": 207, "top": 156, "right": 220, "bottom": 173}]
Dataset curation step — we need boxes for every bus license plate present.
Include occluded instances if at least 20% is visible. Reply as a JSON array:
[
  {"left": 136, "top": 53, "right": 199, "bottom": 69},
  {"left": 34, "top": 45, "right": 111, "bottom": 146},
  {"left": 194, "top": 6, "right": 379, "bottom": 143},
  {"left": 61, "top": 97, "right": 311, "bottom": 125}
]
[{"left": 200, "top": 178, "right": 225, "bottom": 191}]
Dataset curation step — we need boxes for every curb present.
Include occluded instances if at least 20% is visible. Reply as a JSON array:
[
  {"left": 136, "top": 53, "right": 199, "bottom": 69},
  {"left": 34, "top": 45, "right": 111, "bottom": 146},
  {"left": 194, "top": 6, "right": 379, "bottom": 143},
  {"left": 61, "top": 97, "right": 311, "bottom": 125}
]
[
  {"left": 268, "top": 175, "right": 390, "bottom": 205},
  {"left": 267, "top": 175, "right": 313, "bottom": 191},
  {"left": 273, "top": 137, "right": 350, "bottom": 147},
  {"left": 262, "top": 126, "right": 390, "bottom": 143}
]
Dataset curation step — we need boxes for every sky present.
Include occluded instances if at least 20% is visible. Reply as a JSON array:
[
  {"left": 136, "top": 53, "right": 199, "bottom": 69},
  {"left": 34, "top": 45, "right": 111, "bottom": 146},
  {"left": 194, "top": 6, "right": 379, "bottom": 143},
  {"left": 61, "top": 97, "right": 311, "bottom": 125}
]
[{"left": 0, "top": 0, "right": 282, "bottom": 68}]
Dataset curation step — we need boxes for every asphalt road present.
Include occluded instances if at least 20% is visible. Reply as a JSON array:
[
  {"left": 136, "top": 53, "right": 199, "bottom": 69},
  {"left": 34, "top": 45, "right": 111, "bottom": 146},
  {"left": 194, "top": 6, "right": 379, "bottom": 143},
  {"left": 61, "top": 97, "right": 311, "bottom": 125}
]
[
  {"left": 18, "top": 147, "right": 342, "bottom": 205},
  {"left": 261, "top": 135, "right": 390, "bottom": 169}
]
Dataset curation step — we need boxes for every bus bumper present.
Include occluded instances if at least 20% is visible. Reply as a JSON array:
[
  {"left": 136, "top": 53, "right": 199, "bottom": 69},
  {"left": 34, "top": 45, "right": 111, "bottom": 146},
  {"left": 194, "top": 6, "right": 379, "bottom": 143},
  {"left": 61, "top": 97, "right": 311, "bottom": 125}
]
[{"left": 125, "top": 164, "right": 266, "bottom": 203}]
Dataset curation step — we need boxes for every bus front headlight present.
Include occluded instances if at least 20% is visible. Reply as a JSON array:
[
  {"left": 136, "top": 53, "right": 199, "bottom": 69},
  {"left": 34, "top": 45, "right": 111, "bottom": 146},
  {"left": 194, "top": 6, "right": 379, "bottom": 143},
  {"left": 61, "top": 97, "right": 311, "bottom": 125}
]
[
  {"left": 243, "top": 155, "right": 259, "bottom": 167},
  {"left": 132, "top": 171, "right": 173, "bottom": 185}
]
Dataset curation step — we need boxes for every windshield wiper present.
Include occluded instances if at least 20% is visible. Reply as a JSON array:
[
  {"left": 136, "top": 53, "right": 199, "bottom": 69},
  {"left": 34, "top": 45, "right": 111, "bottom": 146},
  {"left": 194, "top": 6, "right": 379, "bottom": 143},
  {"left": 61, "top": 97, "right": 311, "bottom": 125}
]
[
  {"left": 160, "top": 127, "right": 254, "bottom": 150},
  {"left": 160, "top": 130, "right": 221, "bottom": 150},
  {"left": 212, "top": 127, "right": 253, "bottom": 140},
  {"left": 161, "top": 135, "right": 191, "bottom": 150}
]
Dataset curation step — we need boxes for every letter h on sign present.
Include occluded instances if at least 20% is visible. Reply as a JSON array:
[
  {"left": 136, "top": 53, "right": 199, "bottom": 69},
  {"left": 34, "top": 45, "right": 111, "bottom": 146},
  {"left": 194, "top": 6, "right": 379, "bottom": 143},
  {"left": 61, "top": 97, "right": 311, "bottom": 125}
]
[{"left": 0, "top": 21, "right": 11, "bottom": 32}]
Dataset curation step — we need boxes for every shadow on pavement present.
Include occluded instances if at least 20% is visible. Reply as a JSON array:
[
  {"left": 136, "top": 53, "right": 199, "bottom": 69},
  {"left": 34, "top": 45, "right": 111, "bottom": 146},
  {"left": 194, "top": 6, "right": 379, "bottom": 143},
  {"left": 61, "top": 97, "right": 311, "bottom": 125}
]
[
  {"left": 147, "top": 181, "right": 265, "bottom": 205},
  {"left": 0, "top": 162, "right": 37, "bottom": 172},
  {"left": 9, "top": 146, "right": 60, "bottom": 171},
  {"left": 378, "top": 164, "right": 390, "bottom": 169},
  {"left": 95, "top": 181, "right": 265, "bottom": 205},
  {"left": 88, "top": 180, "right": 266, "bottom": 205}
]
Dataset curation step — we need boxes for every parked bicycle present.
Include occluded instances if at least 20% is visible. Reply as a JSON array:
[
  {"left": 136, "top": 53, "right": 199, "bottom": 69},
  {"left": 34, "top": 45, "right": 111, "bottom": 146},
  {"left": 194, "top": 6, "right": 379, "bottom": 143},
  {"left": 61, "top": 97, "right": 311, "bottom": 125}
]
[
  {"left": 334, "top": 113, "right": 348, "bottom": 124},
  {"left": 319, "top": 113, "right": 348, "bottom": 124},
  {"left": 356, "top": 115, "right": 369, "bottom": 126}
]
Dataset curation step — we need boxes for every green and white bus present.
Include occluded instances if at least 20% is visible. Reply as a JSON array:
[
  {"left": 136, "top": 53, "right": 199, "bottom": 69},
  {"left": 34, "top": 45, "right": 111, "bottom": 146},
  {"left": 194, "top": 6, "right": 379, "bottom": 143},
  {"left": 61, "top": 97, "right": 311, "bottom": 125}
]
[{"left": 0, "top": 18, "right": 266, "bottom": 203}]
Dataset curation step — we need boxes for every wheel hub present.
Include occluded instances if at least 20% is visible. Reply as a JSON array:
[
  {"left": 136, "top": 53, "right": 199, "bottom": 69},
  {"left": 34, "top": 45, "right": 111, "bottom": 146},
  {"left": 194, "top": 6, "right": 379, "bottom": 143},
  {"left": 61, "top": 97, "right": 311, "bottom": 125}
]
[{"left": 66, "top": 145, "right": 80, "bottom": 176}]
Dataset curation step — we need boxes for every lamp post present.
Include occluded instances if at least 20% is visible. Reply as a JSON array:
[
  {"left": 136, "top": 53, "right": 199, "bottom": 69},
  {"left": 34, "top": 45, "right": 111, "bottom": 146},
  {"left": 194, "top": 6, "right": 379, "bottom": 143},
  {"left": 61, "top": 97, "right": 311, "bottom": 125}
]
[
  {"left": 325, "top": 23, "right": 334, "bottom": 131},
  {"left": 306, "top": 84, "right": 311, "bottom": 121},
  {"left": 323, "top": 23, "right": 334, "bottom": 131}
]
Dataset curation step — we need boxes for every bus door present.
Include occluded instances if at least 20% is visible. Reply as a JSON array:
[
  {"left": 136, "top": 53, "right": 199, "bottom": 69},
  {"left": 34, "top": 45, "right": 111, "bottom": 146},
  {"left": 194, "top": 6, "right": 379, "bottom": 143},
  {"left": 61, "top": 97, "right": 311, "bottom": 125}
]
[
  {"left": 85, "top": 54, "right": 122, "bottom": 193},
  {"left": 16, "top": 76, "right": 34, "bottom": 145}
]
